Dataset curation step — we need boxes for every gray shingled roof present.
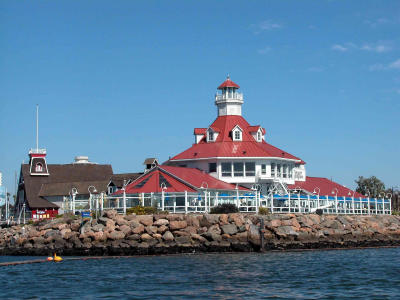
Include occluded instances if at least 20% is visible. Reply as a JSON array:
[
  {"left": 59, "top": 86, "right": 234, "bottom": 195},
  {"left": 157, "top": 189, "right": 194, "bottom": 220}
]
[{"left": 19, "top": 163, "right": 113, "bottom": 209}]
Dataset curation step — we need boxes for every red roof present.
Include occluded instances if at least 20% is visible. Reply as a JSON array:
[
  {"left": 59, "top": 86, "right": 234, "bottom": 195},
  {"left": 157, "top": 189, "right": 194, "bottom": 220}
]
[
  {"left": 169, "top": 115, "right": 304, "bottom": 162},
  {"left": 218, "top": 78, "right": 240, "bottom": 89},
  {"left": 115, "top": 165, "right": 248, "bottom": 194},
  {"left": 287, "top": 176, "right": 364, "bottom": 198},
  {"left": 194, "top": 128, "right": 207, "bottom": 135}
]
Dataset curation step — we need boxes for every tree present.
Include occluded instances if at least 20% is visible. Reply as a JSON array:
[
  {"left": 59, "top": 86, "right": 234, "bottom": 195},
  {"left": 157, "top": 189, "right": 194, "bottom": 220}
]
[{"left": 355, "top": 176, "right": 386, "bottom": 198}]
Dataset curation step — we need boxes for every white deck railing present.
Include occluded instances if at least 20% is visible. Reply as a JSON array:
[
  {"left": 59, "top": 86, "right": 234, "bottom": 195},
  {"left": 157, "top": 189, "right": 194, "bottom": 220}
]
[{"left": 62, "top": 191, "right": 392, "bottom": 216}]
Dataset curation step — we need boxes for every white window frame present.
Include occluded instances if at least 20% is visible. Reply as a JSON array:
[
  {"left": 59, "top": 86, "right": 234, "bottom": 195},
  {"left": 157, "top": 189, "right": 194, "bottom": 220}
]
[
  {"left": 261, "top": 164, "right": 266, "bottom": 175},
  {"left": 232, "top": 125, "right": 243, "bottom": 141}
]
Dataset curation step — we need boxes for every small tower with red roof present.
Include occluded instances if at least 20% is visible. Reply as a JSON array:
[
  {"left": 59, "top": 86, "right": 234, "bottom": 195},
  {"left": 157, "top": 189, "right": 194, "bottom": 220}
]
[{"left": 215, "top": 76, "right": 243, "bottom": 116}]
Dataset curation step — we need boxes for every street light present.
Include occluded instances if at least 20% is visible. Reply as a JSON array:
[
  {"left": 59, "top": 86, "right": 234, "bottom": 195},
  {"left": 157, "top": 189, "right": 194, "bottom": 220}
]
[
  {"left": 122, "top": 180, "right": 128, "bottom": 215},
  {"left": 88, "top": 185, "right": 97, "bottom": 218},
  {"left": 160, "top": 182, "right": 167, "bottom": 211},
  {"left": 332, "top": 188, "right": 339, "bottom": 214},
  {"left": 313, "top": 187, "right": 320, "bottom": 196},
  {"left": 70, "top": 187, "right": 78, "bottom": 215},
  {"left": 200, "top": 182, "right": 209, "bottom": 212}
]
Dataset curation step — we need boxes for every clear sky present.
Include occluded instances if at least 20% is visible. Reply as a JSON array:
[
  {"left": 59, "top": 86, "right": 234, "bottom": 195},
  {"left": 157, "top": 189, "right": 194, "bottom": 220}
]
[{"left": 0, "top": 0, "right": 399, "bottom": 195}]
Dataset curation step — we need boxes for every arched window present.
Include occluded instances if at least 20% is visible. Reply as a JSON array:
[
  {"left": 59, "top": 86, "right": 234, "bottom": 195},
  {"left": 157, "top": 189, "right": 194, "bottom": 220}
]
[{"left": 35, "top": 163, "right": 43, "bottom": 172}]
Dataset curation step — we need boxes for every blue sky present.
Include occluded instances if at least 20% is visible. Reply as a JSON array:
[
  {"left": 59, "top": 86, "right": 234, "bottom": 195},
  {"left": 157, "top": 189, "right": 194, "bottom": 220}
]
[{"left": 0, "top": 0, "right": 399, "bottom": 194}]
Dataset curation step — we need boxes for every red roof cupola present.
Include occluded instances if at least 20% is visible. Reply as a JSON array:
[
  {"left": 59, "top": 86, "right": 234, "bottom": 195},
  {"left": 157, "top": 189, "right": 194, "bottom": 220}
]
[
  {"left": 218, "top": 76, "right": 240, "bottom": 89},
  {"left": 215, "top": 75, "right": 244, "bottom": 116}
]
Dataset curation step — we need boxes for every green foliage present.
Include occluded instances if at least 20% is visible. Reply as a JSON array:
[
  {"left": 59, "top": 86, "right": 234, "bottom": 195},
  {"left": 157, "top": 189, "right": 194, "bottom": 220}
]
[
  {"left": 258, "top": 207, "right": 269, "bottom": 215},
  {"left": 392, "top": 210, "right": 400, "bottom": 216},
  {"left": 210, "top": 204, "right": 239, "bottom": 214},
  {"left": 355, "top": 176, "right": 386, "bottom": 198},
  {"left": 126, "top": 205, "right": 158, "bottom": 215}
]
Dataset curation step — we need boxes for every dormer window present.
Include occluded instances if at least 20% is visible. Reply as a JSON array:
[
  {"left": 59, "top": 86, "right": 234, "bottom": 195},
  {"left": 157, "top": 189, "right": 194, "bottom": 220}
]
[
  {"left": 257, "top": 131, "right": 261, "bottom": 141},
  {"left": 35, "top": 163, "right": 43, "bottom": 172},
  {"left": 232, "top": 125, "right": 243, "bottom": 141},
  {"left": 208, "top": 130, "right": 214, "bottom": 142},
  {"left": 234, "top": 131, "right": 241, "bottom": 140}
]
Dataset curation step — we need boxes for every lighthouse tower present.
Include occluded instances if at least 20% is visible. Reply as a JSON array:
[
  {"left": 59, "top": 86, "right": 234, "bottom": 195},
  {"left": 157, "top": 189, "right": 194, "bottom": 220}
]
[{"left": 215, "top": 76, "right": 244, "bottom": 116}]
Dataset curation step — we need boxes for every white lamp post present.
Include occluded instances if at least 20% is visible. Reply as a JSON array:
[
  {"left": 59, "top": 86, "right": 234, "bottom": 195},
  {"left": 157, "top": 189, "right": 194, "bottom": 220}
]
[
  {"left": 88, "top": 185, "right": 97, "bottom": 217},
  {"left": 160, "top": 182, "right": 167, "bottom": 211},
  {"left": 200, "top": 182, "right": 208, "bottom": 212},
  {"left": 70, "top": 187, "right": 78, "bottom": 215},
  {"left": 332, "top": 188, "right": 339, "bottom": 214},
  {"left": 122, "top": 180, "right": 128, "bottom": 215},
  {"left": 313, "top": 187, "right": 320, "bottom": 212}
]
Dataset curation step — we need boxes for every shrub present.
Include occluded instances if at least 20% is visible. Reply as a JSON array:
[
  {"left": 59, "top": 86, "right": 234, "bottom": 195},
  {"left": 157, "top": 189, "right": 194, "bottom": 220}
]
[
  {"left": 210, "top": 204, "right": 239, "bottom": 214},
  {"left": 127, "top": 205, "right": 158, "bottom": 215},
  {"left": 392, "top": 210, "right": 400, "bottom": 216},
  {"left": 258, "top": 207, "right": 269, "bottom": 215}
]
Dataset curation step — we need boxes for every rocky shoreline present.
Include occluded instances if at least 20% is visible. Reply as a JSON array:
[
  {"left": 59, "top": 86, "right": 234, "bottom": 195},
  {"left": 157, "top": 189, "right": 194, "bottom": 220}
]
[{"left": 1, "top": 211, "right": 400, "bottom": 256}]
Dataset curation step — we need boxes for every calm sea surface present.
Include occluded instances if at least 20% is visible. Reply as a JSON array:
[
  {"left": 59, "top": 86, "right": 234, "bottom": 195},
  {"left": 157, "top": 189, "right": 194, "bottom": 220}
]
[{"left": 1, "top": 247, "right": 400, "bottom": 299}]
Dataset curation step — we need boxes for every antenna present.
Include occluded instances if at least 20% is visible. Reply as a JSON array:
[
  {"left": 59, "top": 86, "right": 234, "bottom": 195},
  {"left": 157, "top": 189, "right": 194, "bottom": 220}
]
[{"left": 36, "top": 104, "right": 39, "bottom": 151}]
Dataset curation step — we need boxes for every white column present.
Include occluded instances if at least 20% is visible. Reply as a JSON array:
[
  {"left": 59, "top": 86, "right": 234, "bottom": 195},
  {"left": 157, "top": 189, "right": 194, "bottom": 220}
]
[
  {"left": 204, "top": 191, "right": 208, "bottom": 212},
  {"left": 100, "top": 192, "right": 104, "bottom": 214},
  {"left": 141, "top": 192, "right": 145, "bottom": 207},
  {"left": 255, "top": 190, "right": 259, "bottom": 214},
  {"left": 288, "top": 192, "right": 291, "bottom": 213},
  {"left": 72, "top": 193, "right": 76, "bottom": 215},
  {"left": 334, "top": 195, "right": 338, "bottom": 214},
  {"left": 123, "top": 189, "right": 127, "bottom": 215},
  {"left": 161, "top": 190, "right": 165, "bottom": 211},
  {"left": 271, "top": 194, "right": 274, "bottom": 214},
  {"left": 216, "top": 192, "right": 219, "bottom": 207},
  {"left": 367, "top": 197, "right": 370, "bottom": 215},
  {"left": 308, "top": 195, "right": 311, "bottom": 213},
  {"left": 352, "top": 197, "right": 355, "bottom": 214},
  {"left": 389, "top": 198, "right": 392, "bottom": 215},
  {"left": 236, "top": 189, "right": 239, "bottom": 208},
  {"left": 375, "top": 198, "right": 378, "bottom": 215},
  {"left": 184, "top": 191, "right": 188, "bottom": 214}
]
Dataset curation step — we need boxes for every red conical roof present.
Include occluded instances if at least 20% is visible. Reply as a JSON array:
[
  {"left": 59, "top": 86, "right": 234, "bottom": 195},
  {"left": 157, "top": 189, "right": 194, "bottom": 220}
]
[{"left": 218, "top": 77, "right": 240, "bottom": 89}]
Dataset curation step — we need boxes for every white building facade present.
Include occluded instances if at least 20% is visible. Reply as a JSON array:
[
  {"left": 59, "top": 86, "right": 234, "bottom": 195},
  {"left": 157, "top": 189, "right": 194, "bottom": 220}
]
[{"left": 166, "top": 77, "right": 306, "bottom": 194}]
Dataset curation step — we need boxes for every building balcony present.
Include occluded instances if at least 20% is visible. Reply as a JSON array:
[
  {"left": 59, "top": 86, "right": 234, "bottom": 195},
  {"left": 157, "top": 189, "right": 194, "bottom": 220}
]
[{"left": 215, "top": 92, "right": 244, "bottom": 103}]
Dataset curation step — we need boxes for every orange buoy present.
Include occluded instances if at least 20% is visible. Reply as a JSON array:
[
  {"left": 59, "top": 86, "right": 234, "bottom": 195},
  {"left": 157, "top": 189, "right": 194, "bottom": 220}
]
[{"left": 46, "top": 256, "right": 54, "bottom": 261}]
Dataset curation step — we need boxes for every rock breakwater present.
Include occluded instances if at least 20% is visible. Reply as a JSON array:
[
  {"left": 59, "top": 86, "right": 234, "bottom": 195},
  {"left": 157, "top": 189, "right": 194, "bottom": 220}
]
[{"left": 1, "top": 211, "right": 400, "bottom": 256}]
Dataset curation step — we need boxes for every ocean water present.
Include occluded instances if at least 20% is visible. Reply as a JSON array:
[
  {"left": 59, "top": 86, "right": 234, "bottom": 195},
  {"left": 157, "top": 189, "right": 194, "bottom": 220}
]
[{"left": 1, "top": 248, "right": 400, "bottom": 299}]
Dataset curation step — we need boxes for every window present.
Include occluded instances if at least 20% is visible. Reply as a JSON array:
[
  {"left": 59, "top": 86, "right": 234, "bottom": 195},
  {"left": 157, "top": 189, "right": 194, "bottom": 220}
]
[
  {"left": 271, "top": 163, "right": 276, "bottom": 177},
  {"left": 283, "top": 164, "right": 287, "bottom": 178},
  {"left": 261, "top": 164, "right": 266, "bottom": 175},
  {"left": 35, "top": 163, "right": 43, "bottom": 172},
  {"left": 277, "top": 164, "right": 282, "bottom": 177},
  {"left": 108, "top": 186, "right": 115, "bottom": 194},
  {"left": 257, "top": 131, "right": 262, "bottom": 141},
  {"left": 233, "top": 162, "right": 244, "bottom": 177},
  {"left": 245, "top": 162, "right": 255, "bottom": 176},
  {"left": 209, "top": 163, "right": 217, "bottom": 173},
  {"left": 221, "top": 163, "right": 232, "bottom": 177},
  {"left": 233, "top": 130, "right": 241, "bottom": 141},
  {"left": 208, "top": 131, "right": 214, "bottom": 142},
  {"left": 289, "top": 166, "right": 293, "bottom": 178}
]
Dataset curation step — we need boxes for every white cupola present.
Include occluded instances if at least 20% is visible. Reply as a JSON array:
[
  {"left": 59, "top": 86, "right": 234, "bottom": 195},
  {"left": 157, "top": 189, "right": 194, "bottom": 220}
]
[{"left": 215, "top": 76, "right": 244, "bottom": 116}]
